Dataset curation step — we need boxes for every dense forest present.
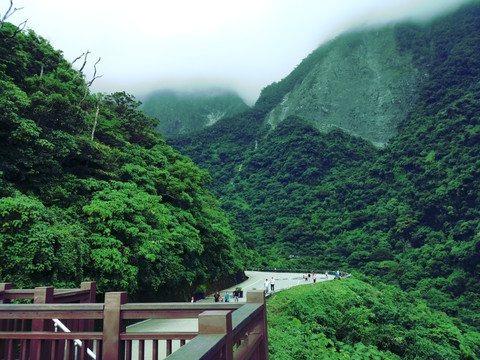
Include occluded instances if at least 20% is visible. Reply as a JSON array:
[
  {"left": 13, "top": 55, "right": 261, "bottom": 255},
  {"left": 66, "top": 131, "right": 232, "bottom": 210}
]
[
  {"left": 168, "top": 1, "right": 480, "bottom": 354},
  {"left": 2, "top": 1, "right": 480, "bottom": 359},
  {"left": 0, "top": 21, "right": 249, "bottom": 301}
]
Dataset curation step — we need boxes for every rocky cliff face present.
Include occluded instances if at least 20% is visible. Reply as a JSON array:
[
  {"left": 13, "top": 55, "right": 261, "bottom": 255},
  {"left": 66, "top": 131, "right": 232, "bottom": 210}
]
[{"left": 264, "top": 27, "right": 429, "bottom": 146}]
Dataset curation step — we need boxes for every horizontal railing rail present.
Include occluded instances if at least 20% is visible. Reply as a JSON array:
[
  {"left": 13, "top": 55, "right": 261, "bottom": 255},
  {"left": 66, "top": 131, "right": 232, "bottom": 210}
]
[
  {"left": 0, "top": 282, "right": 97, "bottom": 304},
  {"left": 121, "top": 302, "right": 243, "bottom": 319}
]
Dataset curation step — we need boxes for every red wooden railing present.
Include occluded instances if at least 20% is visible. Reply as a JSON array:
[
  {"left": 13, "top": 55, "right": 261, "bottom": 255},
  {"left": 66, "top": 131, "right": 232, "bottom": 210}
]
[
  {"left": 0, "top": 284, "right": 268, "bottom": 360},
  {"left": 0, "top": 282, "right": 98, "bottom": 359}
]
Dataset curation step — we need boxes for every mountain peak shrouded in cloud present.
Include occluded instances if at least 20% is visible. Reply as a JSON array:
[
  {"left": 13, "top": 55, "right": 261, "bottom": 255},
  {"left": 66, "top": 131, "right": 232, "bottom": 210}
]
[
  {"left": 141, "top": 87, "right": 249, "bottom": 137},
  {"left": 9, "top": 0, "right": 473, "bottom": 104}
]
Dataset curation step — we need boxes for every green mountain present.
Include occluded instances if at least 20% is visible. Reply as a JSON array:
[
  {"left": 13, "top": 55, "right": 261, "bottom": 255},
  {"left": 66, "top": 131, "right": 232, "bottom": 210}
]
[
  {"left": 141, "top": 89, "right": 249, "bottom": 137},
  {"left": 2, "top": 2, "right": 480, "bottom": 358},
  {"left": 0, "top": 22, "right": 248, "bottom": 301},
  {"left": 169, "top": 0, "right": 480, "bottom": 332},
  {"left": 258, "top": 2, "right": 479, "bottom": 146}
]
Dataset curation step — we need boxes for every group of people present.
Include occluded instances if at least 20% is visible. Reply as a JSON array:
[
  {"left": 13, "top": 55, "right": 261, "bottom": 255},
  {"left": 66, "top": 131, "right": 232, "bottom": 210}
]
[
  {"left": 305, "top": 271, "right": 328, "bottom": 283},
  {"left": 265, "top": 277, "right": 275, "bottom": 293},
  {"left": 264, "top": 277, "right": 275, "bottom": 293},
  {"left": 213, "top": 288, "right": 241, "bottom": 302},
  {"left": 304, "top": 272, "right": 318, "bottom": 283},
  {"left": 209, "top": 270, "right": 345, "bottom": 303}
]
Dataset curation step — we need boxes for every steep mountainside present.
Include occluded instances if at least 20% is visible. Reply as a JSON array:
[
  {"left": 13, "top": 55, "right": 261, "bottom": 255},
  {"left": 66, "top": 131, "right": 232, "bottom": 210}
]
[
  {"left": 264, "top": 26, "right": 425, "bottom": 146},
  {"left": 141, "top": 89, "right": 249, "bottom": 137},
  {"left": 170, "top": 1, "right": 480, "bottom": 331},
  {"left": 254, "top": 1, "right": 478, "bottom": 146}
]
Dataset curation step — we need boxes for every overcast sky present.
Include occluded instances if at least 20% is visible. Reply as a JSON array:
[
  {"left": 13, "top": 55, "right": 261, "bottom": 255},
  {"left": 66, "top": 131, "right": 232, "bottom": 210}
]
[{"left": 4, "top": 0, "right": 470, "bottom": 104}]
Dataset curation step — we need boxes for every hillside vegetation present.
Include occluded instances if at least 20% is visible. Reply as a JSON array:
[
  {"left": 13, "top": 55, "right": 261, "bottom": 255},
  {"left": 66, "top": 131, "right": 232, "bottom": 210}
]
[
  {"left": 268, "top": 277, "right": 480, "bottom": 359},
  {"left": 170, "top": 1, "right": 480, "bottom": 332},
  {"left": 141, "top": 89, "right": 249, "bottom": 137},
  {"left": 0, "top": 22, "right": 248, "bottom": 300},
  {"left": 2, "top": 2, "right": 480, "bottom": 359}
]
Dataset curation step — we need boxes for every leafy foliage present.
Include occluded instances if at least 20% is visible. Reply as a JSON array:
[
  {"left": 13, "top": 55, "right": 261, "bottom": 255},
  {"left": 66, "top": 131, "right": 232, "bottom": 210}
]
[
  {"left": 267, "top": 278, "right": 480, "bottom": 359},
  {"left": 0, "top": 22, "right": 246, "bottom": 300}
]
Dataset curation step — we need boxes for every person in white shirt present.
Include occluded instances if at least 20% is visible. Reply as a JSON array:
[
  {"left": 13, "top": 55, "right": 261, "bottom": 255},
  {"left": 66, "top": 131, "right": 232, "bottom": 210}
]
[
  {"left": 264, "top": 279, "right": 270, "bottom": 293},
  {"left": 270, "top": 277, "right": 275, "bottom": 291}
]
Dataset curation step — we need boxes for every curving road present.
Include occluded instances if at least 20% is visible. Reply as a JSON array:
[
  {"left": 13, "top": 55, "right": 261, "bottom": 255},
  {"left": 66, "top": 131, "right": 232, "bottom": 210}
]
[{"left": 207, "top": 270, "right": 332, "bottom": 302}]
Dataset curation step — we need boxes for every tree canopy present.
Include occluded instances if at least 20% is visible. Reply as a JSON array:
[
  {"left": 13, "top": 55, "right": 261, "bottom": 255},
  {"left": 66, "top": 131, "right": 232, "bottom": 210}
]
[{"left": 0, "top": 22, "right": 247, "bottom": 300}]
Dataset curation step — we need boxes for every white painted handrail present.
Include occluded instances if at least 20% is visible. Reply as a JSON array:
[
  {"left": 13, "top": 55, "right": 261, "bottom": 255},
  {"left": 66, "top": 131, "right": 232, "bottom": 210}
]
[{"left": 53, "top": 318, "right": 96, "bottom": 359}]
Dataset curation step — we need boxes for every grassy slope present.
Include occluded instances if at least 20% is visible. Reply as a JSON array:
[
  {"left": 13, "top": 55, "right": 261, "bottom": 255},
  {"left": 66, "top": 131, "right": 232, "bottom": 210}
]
[{"left": 267, "top": 277, "right": 480, "bottom": 359}]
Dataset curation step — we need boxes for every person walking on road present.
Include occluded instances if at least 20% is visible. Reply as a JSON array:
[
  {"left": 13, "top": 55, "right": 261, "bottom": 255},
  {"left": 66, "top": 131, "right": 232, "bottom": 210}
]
[
  {"left": 264, "top": 279, "right": 270, "bottom": 294},
  {"left": 270, "top": 277, "right": 275, "bottom": 291}
]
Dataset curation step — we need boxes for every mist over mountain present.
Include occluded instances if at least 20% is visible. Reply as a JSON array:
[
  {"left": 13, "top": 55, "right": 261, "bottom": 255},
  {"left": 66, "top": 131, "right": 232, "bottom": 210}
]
[
  {"left": 169, "top": 0, "right": 480, "bottom": 342},
  {"left": 262, "top": 26, "right": 424, "bottom": 146},
  {"left": 141, "top": 89, "right": 249, "bottom": 137},
  {"left": 2, "top": 1, "right": 480, "bottom": 358},
  {"left": 256, "top": 6, "right": 480, "bottom": 146}
]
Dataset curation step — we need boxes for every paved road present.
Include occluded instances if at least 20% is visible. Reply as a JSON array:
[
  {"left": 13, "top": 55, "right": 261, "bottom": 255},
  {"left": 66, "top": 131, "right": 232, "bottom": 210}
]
[
  {"left": 126, "top": 271, "right": 334, "bottom": 358},
  {"left": 207, "top": 270, "right": 332, "bottom": 303}
]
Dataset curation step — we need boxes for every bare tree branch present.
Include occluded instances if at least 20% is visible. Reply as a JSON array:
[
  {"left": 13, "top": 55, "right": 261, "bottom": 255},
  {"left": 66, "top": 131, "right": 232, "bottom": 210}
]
[
  {"left": 79, "top": 56, "right": 103, "bottom": 104},
  {"left": 80, "top": 86, "right": 89, "bottom": 104},
  {"left": 11, "top": 18, "right": 27, "bottom": 37},
  {"left": 0, "top": 0, "right": 27, "bottom": 36},
  {"left": 78, "top": 50, "right": 90, "bottom": 73},
  {"left": 72, "top": 51, "right": 91, "bottom": 81},
  {"left": 72, "top": 52, "right": 86, "bottom": 66},
  {"left": 91, "top": 93, "right": 103, "bottom": 141},
  {"left": 0, "top": 0, "right": 17, "bottom": 27},
  {"left": 87, "top": 57, "right": 102, "bottom": 87}
]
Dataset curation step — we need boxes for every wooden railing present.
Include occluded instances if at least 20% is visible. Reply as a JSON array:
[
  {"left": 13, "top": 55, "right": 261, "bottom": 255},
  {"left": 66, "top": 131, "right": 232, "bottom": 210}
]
[
  {"left": 0, "top": 282, "right": 98, "bottom": 359},
  {"left": 0, "top": 286, "right": 268, "bottom": 360},
  {"left": 0, "top": 282, "right": 97, "bottom": 305}
]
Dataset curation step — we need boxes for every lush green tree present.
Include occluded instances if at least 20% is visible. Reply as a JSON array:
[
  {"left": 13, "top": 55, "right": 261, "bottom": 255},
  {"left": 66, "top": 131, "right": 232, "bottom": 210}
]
[{"left": 0, "top": 22, "right": 246, "bottom": 300}]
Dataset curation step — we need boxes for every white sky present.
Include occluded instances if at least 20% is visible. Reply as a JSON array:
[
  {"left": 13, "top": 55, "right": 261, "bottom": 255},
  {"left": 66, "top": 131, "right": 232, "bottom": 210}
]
[{"left": 3, "top": 0, "right": 470, "bottom": 104}]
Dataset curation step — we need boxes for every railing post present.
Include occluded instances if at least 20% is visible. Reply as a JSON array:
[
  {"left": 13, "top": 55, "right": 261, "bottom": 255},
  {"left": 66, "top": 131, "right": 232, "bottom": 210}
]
[
  {"left": 199, "top": 310, "right": 233, "bottom": 360},
  {"left": 0, "top": 283, "right": 13, "bottom": 359},
  {"left": 0, "top": 283, "right": 13, "bottom": 304},
  {"left": 81, "top": 281, "right": 97, "bottom": 304},
  {"left": 80, "top": 281, "right": 96, "bottom": 352},
  {"left": 31, "top": 286, "right": 54, "bottom": 360},
  {"left": 102, "top": 291, "right": 128, "bottom": 360},
  {"left": 247, "top": 290, "right": 269, "bottom": 360},
  {"left": 0, "top": 283, "right": 12, "bottom": 331}
]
